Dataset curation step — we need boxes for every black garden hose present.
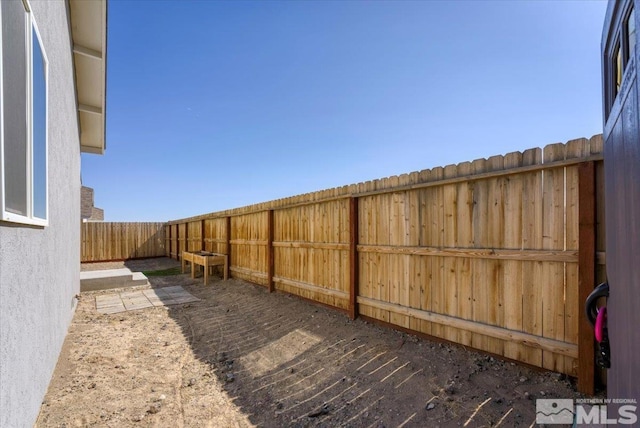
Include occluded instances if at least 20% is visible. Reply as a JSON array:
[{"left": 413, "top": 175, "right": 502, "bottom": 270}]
[{"left": 585, "top": 282, "right": 609, "bottom": 327}]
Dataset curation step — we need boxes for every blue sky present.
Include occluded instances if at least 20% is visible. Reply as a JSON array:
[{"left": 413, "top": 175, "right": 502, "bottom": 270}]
[{"left": 82, "top": 0, "right": 608, "bottom": 222}]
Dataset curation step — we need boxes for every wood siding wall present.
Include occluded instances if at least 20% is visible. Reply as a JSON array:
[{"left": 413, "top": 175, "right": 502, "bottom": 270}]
[
  {"left": 165, "top": 136, "right": 604, "bottom": 388},
  {"left": 81, "top": 222, "right": 166, "bottom": 262}
]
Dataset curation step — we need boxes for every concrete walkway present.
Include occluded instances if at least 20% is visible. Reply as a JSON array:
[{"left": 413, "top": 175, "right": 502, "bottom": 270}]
[{"left": 95, "top": 286, "right": 200, "bottom": 314}]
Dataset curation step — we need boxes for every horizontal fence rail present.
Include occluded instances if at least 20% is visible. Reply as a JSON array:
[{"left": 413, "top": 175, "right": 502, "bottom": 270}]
[
  {"left": 156, "top": 136, "right": 605, "bottom": 394},
  {"left": 81, "top": 222, "right": 166, "bottom": 262}
]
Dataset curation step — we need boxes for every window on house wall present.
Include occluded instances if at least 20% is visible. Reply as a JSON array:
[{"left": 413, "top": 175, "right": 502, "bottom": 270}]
[
  {"left": 615, "top": 41, "right": 623, "bottom": 95},
  {"left": 628, "top": 7, "right": 636, "bottom": 62},
  {"left": 0, "top": 0, "right": 48, "bottom": 226},
  {"left": 607, "top": 4, "right": 636, "bottom": 121}
]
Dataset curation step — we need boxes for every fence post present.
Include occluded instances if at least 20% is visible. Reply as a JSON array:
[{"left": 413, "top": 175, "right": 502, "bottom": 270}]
[
  {"left": 349, "top": 197, "right": 359, "bottom": 320},
  {"left": 166, "top": 224, "right": 171, "bottom": 258},
  {"left": 267, "top": 209, "right": 275, "bottom": 292},
  {"left": 176, "top": 224, "right": 180, "bottom": 260},
  {"left": 578, "top": 161, "right": 596, "bottom": 395},
  {"left": 172, "top": 225, "right": 176, "bottom": 259},
  {"left": 185, "top": 222, "right": 189, "bottom": 255},
  {"left": 201, "top": 219, "right": 206, "bottom": 251},
  {"left": 226, "top": 216, "right": 232, "bottom": 277}
]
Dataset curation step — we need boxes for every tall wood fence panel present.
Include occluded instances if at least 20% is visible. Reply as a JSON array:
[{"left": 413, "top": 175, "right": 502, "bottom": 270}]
[
  {"left": 273, "top": 200, "right": 351, "bottom": 310},
  {"left": 81, "top": 222, "right": 165, "bottom": 262},
  {"left": 187, "top": 221, "right": 201, "bottom": 252},
  {"left": 230, "top": 212, "right": 269, "bottom": 285},
  {"left": 204, "top": 218, "right": 228, "bottom": 254},
  {"left": 165, "top": 135, "right": 604, "bottom": 389},
  {"left": 356, "top": 140, "right": 592, "bottom": 375}
]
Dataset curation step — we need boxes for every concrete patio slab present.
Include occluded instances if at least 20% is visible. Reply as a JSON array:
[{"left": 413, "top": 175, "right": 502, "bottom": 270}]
[
  {"left": 142, "top": 289, "right": 169, "bottom": 307},
  {"left": 95, "top": 286, "right": 199, "bottom": 314}
]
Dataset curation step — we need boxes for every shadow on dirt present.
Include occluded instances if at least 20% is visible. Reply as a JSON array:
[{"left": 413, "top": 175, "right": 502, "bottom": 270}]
[{"left": 129, "top": 257, "right": 582, "bottom": 428}]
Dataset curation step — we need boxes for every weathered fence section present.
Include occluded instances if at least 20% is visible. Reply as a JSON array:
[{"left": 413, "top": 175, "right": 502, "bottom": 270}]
[
  {"left": 165, "top": 135, "right": 604, "bottom": 392},
  {"left": 81, "top": 222, "right": 165, "bottom": 262}
]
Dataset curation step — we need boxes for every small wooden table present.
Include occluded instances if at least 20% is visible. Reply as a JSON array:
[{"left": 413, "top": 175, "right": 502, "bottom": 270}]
[{"left": 181, "top": 251, "right": 228, "bottom": 285}]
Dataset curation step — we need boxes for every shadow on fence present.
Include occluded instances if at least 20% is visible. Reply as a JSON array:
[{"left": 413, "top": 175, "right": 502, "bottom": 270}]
[{"left": 81, "top": 222, "right": 166, "bottom": 262}]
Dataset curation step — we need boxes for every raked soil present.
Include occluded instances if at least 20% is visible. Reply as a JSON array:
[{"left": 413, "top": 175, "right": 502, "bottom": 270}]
[{"left": 36, "top": 258, "right": 596, "bottom": 427}]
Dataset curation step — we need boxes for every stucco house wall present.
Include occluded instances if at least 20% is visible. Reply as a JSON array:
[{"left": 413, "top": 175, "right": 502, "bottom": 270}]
[{"left": 0, "top": 2, "right": 82, "bottom": 426}]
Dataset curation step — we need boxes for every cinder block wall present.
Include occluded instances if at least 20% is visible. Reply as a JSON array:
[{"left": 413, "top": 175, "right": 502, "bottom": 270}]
[
  {"left": 81, "top": 186, "right": 94, "bottom": 219},
  {"left": 81, "top": 186, "right": 104, "bottom": 221},
  {"left": 91, "top": 207, "right": 104, "bottom": 221}
]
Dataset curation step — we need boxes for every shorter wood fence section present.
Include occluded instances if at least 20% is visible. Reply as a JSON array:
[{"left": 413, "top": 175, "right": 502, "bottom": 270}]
[
  {"left": 165, "top": 136, "right": 604, "bottom": 394},
  {"left": 81, "top": 222, "right": 165, "bottom": 262}
]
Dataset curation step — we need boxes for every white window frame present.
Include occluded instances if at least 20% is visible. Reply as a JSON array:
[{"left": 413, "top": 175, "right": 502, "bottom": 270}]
[{"left": 0, "top": 0, "right": 49, "bottom": 227}]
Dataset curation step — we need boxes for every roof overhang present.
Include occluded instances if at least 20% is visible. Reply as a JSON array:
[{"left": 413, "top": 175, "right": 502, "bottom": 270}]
[{"left": 69, "top": 0, "right": 107, "bottom": 155}]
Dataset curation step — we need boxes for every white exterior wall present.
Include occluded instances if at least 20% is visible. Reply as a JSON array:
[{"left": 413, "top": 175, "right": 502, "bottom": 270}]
[{"left": 0, "top": 1, "right": 82, "bottom": 427}]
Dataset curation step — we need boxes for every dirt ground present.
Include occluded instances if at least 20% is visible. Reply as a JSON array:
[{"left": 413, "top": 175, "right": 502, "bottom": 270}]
[{"left": 36, "top": 258, "right": 592, "bottom": 427}]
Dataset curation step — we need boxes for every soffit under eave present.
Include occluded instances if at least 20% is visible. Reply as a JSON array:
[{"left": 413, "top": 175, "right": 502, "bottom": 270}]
[{"left": 68, "top": 0, "right": 107, "bottom": 155}]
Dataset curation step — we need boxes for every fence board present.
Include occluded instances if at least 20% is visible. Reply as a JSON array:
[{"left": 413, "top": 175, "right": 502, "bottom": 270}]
[
  {"left": 441, "top": 165, "right": 457, "bottom": 343},
  {"left": 471, "top": 158, "right": 489, "bottom": 352},
  {"left": 487, "top": 156, "right": 506, "bottom": 357},
  {"left": 520, "top": 148, "right": 544, "bottom": 367},
  {"left": 541, "top": 143, "right": 567, "bottom": 373},
  {"left": 407, "top": 187, "right": 421, "bottom": 332},
  {"left": 502, "top": 151, "right": 524, "bottom": 362},
  {"left": 430, "top": 167, "right": 445, "bottom": 339}
]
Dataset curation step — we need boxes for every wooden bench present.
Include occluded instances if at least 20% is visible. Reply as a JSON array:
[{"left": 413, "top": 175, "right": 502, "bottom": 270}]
[{"left": 181, "top": 251, "right": 228, "bottom": 285}]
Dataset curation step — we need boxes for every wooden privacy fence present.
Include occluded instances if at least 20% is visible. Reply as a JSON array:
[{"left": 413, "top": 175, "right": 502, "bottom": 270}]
[
  {"left": 81, "top": 222, "right": 166, "bottom": 262},
  {"left": 166, "top": 135, "right": 605, "bottom": 394}
]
